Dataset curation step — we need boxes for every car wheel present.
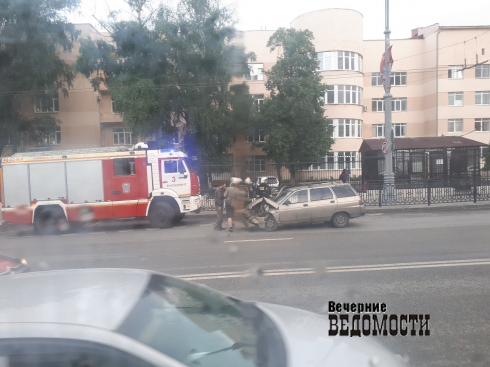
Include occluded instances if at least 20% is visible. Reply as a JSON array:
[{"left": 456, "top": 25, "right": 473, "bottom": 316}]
[
  {"left": 331, "top": 212, "right": 350, "bottom": 228},
  {"left": 34, "top": 208, "right": 64, "bottom": 235},
  {"left": 149, "top": 202, "right": 175, "bottom": 228},
  {"left": 174, "top": 213, "right": 185, "bottom": 224},
  {"left": 264, "top": 215, "right": 278, "bottom": 232}
]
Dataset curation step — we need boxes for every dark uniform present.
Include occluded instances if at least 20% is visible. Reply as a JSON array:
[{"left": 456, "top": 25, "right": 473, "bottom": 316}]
[
  {"left": 214, "top": 186, "right": 225, "bottom": 230},
  {"left": 256, "top": 181, "right": 272, "bottom": 199}
]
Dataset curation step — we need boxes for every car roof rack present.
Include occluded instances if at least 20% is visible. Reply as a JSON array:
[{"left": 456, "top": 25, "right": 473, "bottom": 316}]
[{"left": 281, "top": 181, "right": 341, "bottom": 189}]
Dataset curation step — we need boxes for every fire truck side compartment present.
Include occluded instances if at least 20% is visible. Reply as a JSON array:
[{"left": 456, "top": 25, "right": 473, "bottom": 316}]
[
  {"left": 66, "top": 160, "right": 104, "bottom": 203},
  {"left": 2, "top": 164, "right": 30, "bottom": 207},
  {"left": 30, "top": 162, "right": 67, "bottom": 202}
]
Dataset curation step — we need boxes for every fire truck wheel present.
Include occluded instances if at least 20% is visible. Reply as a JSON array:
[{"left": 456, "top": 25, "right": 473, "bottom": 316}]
[
  {"left": 34, "top": 208, "right": 65, "bottom": 235},
  {"left": 174, "top": 213, "right": 185, "bottom": 224},
  {"left": 149, "top": 202, "right": 175, "bottom": 228}
]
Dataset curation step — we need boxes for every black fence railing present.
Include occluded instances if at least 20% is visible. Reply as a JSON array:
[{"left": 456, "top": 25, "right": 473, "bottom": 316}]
[
  {"left": 201, "top": 161, "right": 363, "bottom": 188},
  {"left": 351, "top": 176, "right": 490, "bottom": 207},
  {"left": 200, "top": 175, "right": 490, "bottom": 210}
]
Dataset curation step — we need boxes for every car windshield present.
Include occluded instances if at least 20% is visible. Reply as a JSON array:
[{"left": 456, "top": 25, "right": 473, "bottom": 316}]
[
  {"left": 272, "top": 189, "right": 293, "bottom": 203},
  {"left": 117, "top": 275, "right": 282, "bottom": 367}
]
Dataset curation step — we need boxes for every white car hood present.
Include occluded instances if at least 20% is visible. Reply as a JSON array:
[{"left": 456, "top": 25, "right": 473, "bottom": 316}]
[{"left": 255, "top": 302, "right": 406, "bottom": 367}]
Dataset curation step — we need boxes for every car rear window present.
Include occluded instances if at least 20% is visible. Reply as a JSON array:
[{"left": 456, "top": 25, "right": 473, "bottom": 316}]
[
  {"left": 310, "top": 187, "right": 333, "bottom": 201},
  {"left": 332, "top": 186, "right": 357, "bottom": 198},
  {"left": 267, "top": 177, "right": 278, "bottom": 184}
]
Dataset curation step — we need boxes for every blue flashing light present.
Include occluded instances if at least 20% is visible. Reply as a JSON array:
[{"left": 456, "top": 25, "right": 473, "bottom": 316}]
[{"left": 159, "top": 148, "right": 176, "bottom": 153}]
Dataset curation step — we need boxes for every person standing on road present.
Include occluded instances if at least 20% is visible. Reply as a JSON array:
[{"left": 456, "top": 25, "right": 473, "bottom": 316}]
[
  {"left": 256, "top": 177, "right": 272, "bottom": 199},
  {"left": 339, "top": 169, "right": 349, "bottom": 183},
  {"left": 224, "top": 181, "right": 239, "bottom": 232},
  {"left": 214, "top": 183, "right": 226, "bottom": 231}
]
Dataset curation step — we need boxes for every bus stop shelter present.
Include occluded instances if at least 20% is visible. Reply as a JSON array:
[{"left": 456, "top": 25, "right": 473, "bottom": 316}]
[{"left": 359, "top": 136, "right": 484, "bottom": 182}]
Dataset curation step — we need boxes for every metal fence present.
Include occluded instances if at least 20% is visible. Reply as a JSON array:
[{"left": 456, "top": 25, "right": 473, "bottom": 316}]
[
  {"left": 200, "top": 175, "right": 490, "bottom": 210},
  {"left": 201, "top": 161, "right": 363, "bottom": 187},
  {"left": 351, "top": 176, "right": 490, "bottom": 206}
]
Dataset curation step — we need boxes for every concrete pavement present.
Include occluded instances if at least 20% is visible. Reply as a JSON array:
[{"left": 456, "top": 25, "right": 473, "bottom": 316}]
[{"left": 0, "top": 208, "right": 489, "bottom": 367}]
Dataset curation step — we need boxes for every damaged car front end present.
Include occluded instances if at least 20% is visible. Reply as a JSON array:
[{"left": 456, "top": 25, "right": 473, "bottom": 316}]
[{"left": 243, "top": 197, "right": 280, "bottom": 231}]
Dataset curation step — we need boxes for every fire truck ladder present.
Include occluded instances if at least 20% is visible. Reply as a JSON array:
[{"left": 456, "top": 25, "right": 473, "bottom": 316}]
[{"left": 11, "top": 146, "right": 131, "bottom": 157}]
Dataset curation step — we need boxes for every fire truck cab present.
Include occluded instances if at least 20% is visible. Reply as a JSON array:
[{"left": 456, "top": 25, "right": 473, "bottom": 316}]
[{"left": 0, "top": 144, "right": 201, "bottom": 234}]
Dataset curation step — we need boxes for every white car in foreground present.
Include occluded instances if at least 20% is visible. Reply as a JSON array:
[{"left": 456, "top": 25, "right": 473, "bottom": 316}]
[{"left": 0, "top": 269, "right": 406, "bottom": 367}]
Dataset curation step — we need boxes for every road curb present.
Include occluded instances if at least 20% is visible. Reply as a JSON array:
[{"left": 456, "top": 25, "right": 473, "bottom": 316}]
[{"left": 366, "top": 202, "right": 490, "bottom": 214}]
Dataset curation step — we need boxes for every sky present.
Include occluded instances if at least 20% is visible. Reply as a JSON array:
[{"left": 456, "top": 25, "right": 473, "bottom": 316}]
[{"left": 69, "top": 0, "right": 490, "bottom": 40}]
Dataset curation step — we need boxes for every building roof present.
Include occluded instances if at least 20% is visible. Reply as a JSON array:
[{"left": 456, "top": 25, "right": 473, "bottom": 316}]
[{"left": 359, "top": 136, "right": 485, "bottom": 153}]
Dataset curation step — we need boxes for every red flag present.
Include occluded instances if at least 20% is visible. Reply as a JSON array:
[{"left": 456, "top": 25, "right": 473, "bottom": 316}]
[{"left": 380, "top": 45, "right": 394, "bottom": 75}]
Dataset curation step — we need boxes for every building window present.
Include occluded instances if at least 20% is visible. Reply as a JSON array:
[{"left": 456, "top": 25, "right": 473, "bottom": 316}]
[
  {"left": 41, "top": 127, "right": 61, "bottom": 145},
  {"left": 448, "top": 92, "right": 463, "bottom": 106},
  {"left": 325, "top": 85, "right": 363, "bottom": 105},
  {"left": 329, "top": 119, "right": 362, "bottom": 138},
  {"left": 448, "top": 65, "right": 463, "bottom": 79},
  {"left": 476, "top": 64, "right": 490, "bottom": 78},
  {"left": 317, "top": 51, "right": 363, "bottom": 72},
  {"left": 393, "top": 123, "right": 407, "bottom": 137},
  {"left": 475, "top": 118, "right": 490, "bottom": 132},
  {"left": 372, "top": 99, "right": 384, "bottom": 112},
  {"left": 252, "top": 94, "right": 264, "bottom": 111},
  {"left": 372, "top": 98, "right": 407, "bottom": 112},
  {"left": 306, "top": 152, "right": 361, "bottom": 171},
  {"left": 448, "top": 119, "right": 463, "bottom": 133},
  {"left": 475, "top": 91, "right": 490, "bottom": 105},
  {"left": 35, "top": 95, "right": 59, "bottom": 113},
  {"left": 247, "top": 156, "right": 266, "bottom": 172},
  {"left": 372, "top": 124, "right": 406, "bottom": 137},
  {"left": 372, "top": 73, "right": 383, "bottom": 86},
  {"left": 247, "top": 129, "right": 265, "bottom": 143},
  {"left": 245, "top": 63, "right": 264, "bottom": 81},
  {"left": 111, "top": 98, "right": 115, "bottom": 114},
  {"left": 113, "top": 128, "right": 132, "bottom": 145},
  {"left": 371, "top": 72, "right": 407, "bottom": 86},
  {"left": 372, "top": 124, "right": 385, "bottom": 138},
  {"left": 390, "top": 72, "right": 407, "bottom": 86}
]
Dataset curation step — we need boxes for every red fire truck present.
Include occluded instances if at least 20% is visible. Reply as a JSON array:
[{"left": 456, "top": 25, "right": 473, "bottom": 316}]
[{"left": 0, "top": 143, "right": 201, "bottom": 234}]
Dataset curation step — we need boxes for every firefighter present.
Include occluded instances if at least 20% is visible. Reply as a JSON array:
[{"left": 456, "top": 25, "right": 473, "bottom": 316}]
[
  {"left": 256, "top": 177, "right": 272, "bottom": 199},
  {"left": 214, "top": 183, "right": 226, "bottom": 231}
]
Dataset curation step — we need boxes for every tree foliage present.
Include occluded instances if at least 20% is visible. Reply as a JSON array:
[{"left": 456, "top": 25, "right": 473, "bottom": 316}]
[
  {"left": 76, "top": 0, "right": 253, "bottom": 162},
  {"left": 255, "top": 28, "right": 334, "bottom": 183},
  {"left": 0, "top": 0, "right": 80, "bottom": 154}
]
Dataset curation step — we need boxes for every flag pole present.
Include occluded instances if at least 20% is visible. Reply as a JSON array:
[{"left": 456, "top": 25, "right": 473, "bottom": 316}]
[{"left": 383, "top": 0, "right": 395, "bottom": 200}]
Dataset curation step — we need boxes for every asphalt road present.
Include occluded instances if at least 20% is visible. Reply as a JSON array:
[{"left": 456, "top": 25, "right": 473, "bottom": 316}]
[{"left": 1, "top": 209, "right": 489, "bottom": 367}]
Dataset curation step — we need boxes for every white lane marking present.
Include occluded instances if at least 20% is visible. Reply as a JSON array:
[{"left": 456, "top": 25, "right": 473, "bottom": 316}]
[
  {"left": 146, "top": 228, "right": 156, "bottom": 231},
  {"left": 118, "top": 230, "right": 133, "bottom": 233},
  {"left": 90, "top": 232, "right": 106, "bottom": 235},
  {"left": 62, "top": 234, "right": 77, "bottom": 237},
  {"left": 224, "top": 238, "right": 293, "bottom": 243},
  {"left": 178, "top": 258, "right": 490, "bottom": 280}
]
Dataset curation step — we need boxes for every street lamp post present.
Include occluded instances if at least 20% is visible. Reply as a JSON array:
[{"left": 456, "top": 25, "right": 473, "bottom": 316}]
[{"left": 383, "top": 0, "right": 395, "bottom": 200}]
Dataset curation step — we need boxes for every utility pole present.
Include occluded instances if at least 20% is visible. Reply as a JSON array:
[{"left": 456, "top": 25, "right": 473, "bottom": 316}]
[{"left": 383, "top": 0, "right": 395, "bottom": 200}]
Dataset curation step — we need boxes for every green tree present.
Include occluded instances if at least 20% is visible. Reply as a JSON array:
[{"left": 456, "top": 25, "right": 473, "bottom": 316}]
[
  {"left": 254, "top": 28, "right": 334, "bottom": 184},
  {"left": 0, "top": 0, "right": 80, "bottom": 154},
  {"left": 76, "top": 0, "right": 253, "bottom": 179}
]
